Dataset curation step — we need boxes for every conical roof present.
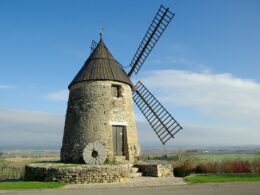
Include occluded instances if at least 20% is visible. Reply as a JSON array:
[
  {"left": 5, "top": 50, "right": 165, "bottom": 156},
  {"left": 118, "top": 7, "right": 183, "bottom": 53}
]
[{"left": 69, "top": 38, "right": 133, "bottom": 89}]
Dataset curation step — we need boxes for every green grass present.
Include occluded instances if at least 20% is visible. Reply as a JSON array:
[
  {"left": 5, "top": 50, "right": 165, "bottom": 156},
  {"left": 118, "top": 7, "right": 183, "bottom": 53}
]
[
  {"left": 185, "top": 174, "right": 260, "bottom": 184},
  {"left": 0, "top": 182, "right": 66, "bottom": 190}
]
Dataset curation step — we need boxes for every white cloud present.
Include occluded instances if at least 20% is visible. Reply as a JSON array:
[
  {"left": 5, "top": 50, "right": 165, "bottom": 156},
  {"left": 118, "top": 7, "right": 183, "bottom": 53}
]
[
  {"left": 0, "top": 106, "right": 258, "bottom": 148},
  {"left": 0, "top": 108, "right": 63, "bottom": 124},
  {"left": 0, "top": 108, "right": 64, "bottom": 147},
  {"left": 46, "top": 90, "right": 68, "bottom": 101},
  {"left": 1, "top": 68, "right": 260, "bottom": 148},
  {"left": 141, "top": 69, "right": 260, "bottom": 119},
  {"left": 152, "top": 56, "right": 211, "bottom": 73},
  {"left": 137, "top": 120, "right": 260, "bottom": 147},
  {"left": 0, "top": 84, "right": 15, "bottom": 89}
]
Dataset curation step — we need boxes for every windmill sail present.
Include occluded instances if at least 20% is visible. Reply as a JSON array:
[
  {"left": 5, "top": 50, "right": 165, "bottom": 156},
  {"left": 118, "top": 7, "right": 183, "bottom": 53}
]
[
  {"left": 128, "top": 5, "right": 175, "bottom": 77},
  {"left": 90, "top": 40, "right": 98, "bottom": 54},
  {"left": 133, "top": 81, "right": 182, "bottom": 145}
]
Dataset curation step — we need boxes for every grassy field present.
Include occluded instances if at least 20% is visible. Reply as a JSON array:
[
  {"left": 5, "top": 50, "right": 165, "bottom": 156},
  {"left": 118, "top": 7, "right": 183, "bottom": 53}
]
[
  {"left": 1, "top": 149, "right": 259, "bottom": 182},
  {"left": 0, "top": 182, "right": 65, "bottom": 190},
  {"left": 4, "top": 157, "right": 59, "bottom": 168},
  {"left": 0, "top": 159, "right": 9, "bottom": 167},
  {"left": 141, "top": 150, "right": 260, "bottom": 162},
  {"left": 194, "top": 153, "right": 260, "bottom": 162},
  {"left": 0, "top": 157, "right": 59, "bottom": 180},
  {"left": 185, "top": 174, "right": 260, "bottom": 184}
]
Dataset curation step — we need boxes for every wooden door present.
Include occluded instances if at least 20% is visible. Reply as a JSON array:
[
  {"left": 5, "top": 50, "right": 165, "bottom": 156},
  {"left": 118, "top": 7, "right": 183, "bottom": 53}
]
[{"left": 112, "top": 126, "right": 125, "bottom": 156}]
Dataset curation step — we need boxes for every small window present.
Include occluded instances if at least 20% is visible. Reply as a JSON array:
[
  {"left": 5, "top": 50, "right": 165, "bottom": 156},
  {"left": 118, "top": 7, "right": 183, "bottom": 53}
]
[{"left": 111, "top": 85, "right": 121, "bottom": 97}]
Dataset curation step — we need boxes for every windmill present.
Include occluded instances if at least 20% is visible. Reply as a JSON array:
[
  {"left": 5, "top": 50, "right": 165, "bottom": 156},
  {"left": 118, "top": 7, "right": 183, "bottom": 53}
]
[{"left": 61, "top": 5, "right": 182, "bottom": 164}]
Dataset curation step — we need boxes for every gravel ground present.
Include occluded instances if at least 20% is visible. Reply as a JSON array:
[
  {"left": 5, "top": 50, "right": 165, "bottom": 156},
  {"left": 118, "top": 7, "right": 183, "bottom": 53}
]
[{"left": 64, "top": 176, "right": 186, "bottom": 189}]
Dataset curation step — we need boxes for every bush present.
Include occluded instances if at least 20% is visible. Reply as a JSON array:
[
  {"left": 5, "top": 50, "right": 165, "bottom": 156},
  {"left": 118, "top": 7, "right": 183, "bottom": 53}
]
[
  {"left": 173, "top": 167, "right": 190, "bottom": 177},
  {"left": 204, "top": 162, "right": 217, "bottom": 173},
  {"left": 219, "top": 160, "right": 233, "bottom": 173},
  {"left": 179, "top": 159, "right": 253, "bottom": 174},
  {"left": 218, "top": 160, "right": 251, "bottom": 173},
  {"left": 141, "top": 155, "right": 152, "bottom": 161},
  {"left": 171, "top": 152, "right": 260, "bottom": 174},
  {"left": 232, "top": 160, "right": 250, "bottom": 173},
  {"left": 251, "top": 158, "right": 260, "bottom": 173},
  {"left": 195, "top": 164, "right": 207, "bottom": 173},
  {"left": 193, "top": 162, "right": 217, "bottom": 173},
  {"left": 182, "top": 160, "right": 194, "bottom": 170}
]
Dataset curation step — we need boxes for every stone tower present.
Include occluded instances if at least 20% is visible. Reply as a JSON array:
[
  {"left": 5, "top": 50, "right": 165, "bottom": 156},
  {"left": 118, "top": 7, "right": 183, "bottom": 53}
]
[{"left": 61, "top": 37, "right": 140, "bottom": 163}]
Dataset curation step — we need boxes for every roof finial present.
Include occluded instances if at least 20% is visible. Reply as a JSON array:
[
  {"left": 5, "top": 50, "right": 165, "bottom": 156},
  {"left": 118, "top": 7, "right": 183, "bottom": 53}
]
[{"left": 99, "top": 26, "right": 104, "bottom": 40}]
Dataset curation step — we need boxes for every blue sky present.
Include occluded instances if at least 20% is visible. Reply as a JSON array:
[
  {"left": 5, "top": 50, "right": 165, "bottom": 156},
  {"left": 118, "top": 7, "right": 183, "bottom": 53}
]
[{"left": 0, "top": 0, "right": 260, "bottom": 148}]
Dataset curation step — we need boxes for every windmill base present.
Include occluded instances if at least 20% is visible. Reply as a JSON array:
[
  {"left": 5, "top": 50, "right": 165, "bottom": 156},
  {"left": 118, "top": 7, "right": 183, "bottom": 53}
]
[
  {"left": 24, "top": 162, "right": 173, "bottom": 184},
  {"left": 24, "top": 162, "right": 131, "bottom": 184}
]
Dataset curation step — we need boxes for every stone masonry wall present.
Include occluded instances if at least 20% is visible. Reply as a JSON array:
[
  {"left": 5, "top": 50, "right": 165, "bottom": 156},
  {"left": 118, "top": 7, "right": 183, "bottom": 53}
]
[
  {"left": 24, "top": 163, "right": 130, "bottom": 184},
  {"left": 61, "top": 81, "right": 140, "bottom": 163},
  {"left": 135, "top": 164, "right": 173, "bottom": 177}
]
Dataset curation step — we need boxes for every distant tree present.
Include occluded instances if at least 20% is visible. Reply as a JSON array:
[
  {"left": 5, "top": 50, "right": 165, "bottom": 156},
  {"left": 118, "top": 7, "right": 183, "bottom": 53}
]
[{"left": 0, "top": 151, "right": 3, "bottom": 158}]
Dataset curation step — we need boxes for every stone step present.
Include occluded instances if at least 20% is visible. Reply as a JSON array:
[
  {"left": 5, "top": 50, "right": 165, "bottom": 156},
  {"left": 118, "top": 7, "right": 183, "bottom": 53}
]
[
  {"left": 114, "top": 156, "right": 126, "bottom": 163},
  {"left": 130, "top": 167, "right": 139, "bottom": 173},
  {"left": 129, "top": 172, "right": 143, "bottom": 178},
  {"left": 129, "top": 167, "right": 143, "bottom": 178}
]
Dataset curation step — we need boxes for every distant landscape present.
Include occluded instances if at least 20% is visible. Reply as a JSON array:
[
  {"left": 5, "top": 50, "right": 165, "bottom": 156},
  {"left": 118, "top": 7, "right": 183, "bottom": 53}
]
[
  {"left": 1, "top": 145, "right": 259, "bottom": 180},
  {"left": 1, "top": 145, "right": 260, "bottom": 159},
  {"left": 1, "top": 144, "right": 260, "bottom": 152}
]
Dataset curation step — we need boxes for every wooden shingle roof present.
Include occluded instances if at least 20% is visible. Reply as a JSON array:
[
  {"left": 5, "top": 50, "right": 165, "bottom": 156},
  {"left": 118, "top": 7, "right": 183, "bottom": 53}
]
[{"left": 69, "top": 38, "right": 134, "bottom": 89}]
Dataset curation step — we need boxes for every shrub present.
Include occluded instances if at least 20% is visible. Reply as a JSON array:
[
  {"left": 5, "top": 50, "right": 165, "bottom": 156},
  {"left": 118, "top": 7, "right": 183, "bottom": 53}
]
[
  {"left": 182, "top": 160, "right": 195, "bottom": 171},
  {"left": 218, "top": 160, "right": 251, "bottom": 173},
  {"left": 141, "top": 155, "right": 152, "bottom": 161},
  {"left": 232, "top": 160, "right": 250, "bottom": 173},
  {"left": 0, "top": 151, "right": 3, "bottom": 158},
  {"left": 219, "top": 160, "right": 234, "bottom": 173},
  {"left": 172, "top": 152, "right": 259, "bottom": 174},
  {"left": 173, "top": 166, "right": 191, "bottom": 177},
  {"left": 173, "top": 167, "right": 186, "bottom": 177},
  {"left": 195, "top": 164, "right": 207, "bottom": 173},
  {"left": 187, "top": 160, "right": 252, "bottom": 174},
  {"left": 251, "top": 158, "right": 260, "bottom": 173},
  {"left": 204, "top": 162, "right": 217, "bottom": 173}
]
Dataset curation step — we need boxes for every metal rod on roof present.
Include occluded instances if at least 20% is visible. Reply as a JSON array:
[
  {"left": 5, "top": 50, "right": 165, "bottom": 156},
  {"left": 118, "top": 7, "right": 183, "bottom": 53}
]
[{"left": 100, "top": 26, "right": 104, "bottom": 40}]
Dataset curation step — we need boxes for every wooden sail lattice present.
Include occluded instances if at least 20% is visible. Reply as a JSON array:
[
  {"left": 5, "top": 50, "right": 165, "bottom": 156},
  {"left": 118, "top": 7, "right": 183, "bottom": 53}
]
[
  {"left": 128, "top": 5, "right": 175, "bottom": 77},
  {"left": 133, "top": 81, "right": 182, "bottom": 145},
  {"left": 90, "top": 40, "right": 98, "bottom": 54}
]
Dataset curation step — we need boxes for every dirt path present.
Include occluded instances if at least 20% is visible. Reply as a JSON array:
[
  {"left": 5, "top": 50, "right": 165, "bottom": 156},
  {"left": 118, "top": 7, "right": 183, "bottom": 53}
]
[{"left": 64, "top": 176, "right": 186, "bottom": 189}]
